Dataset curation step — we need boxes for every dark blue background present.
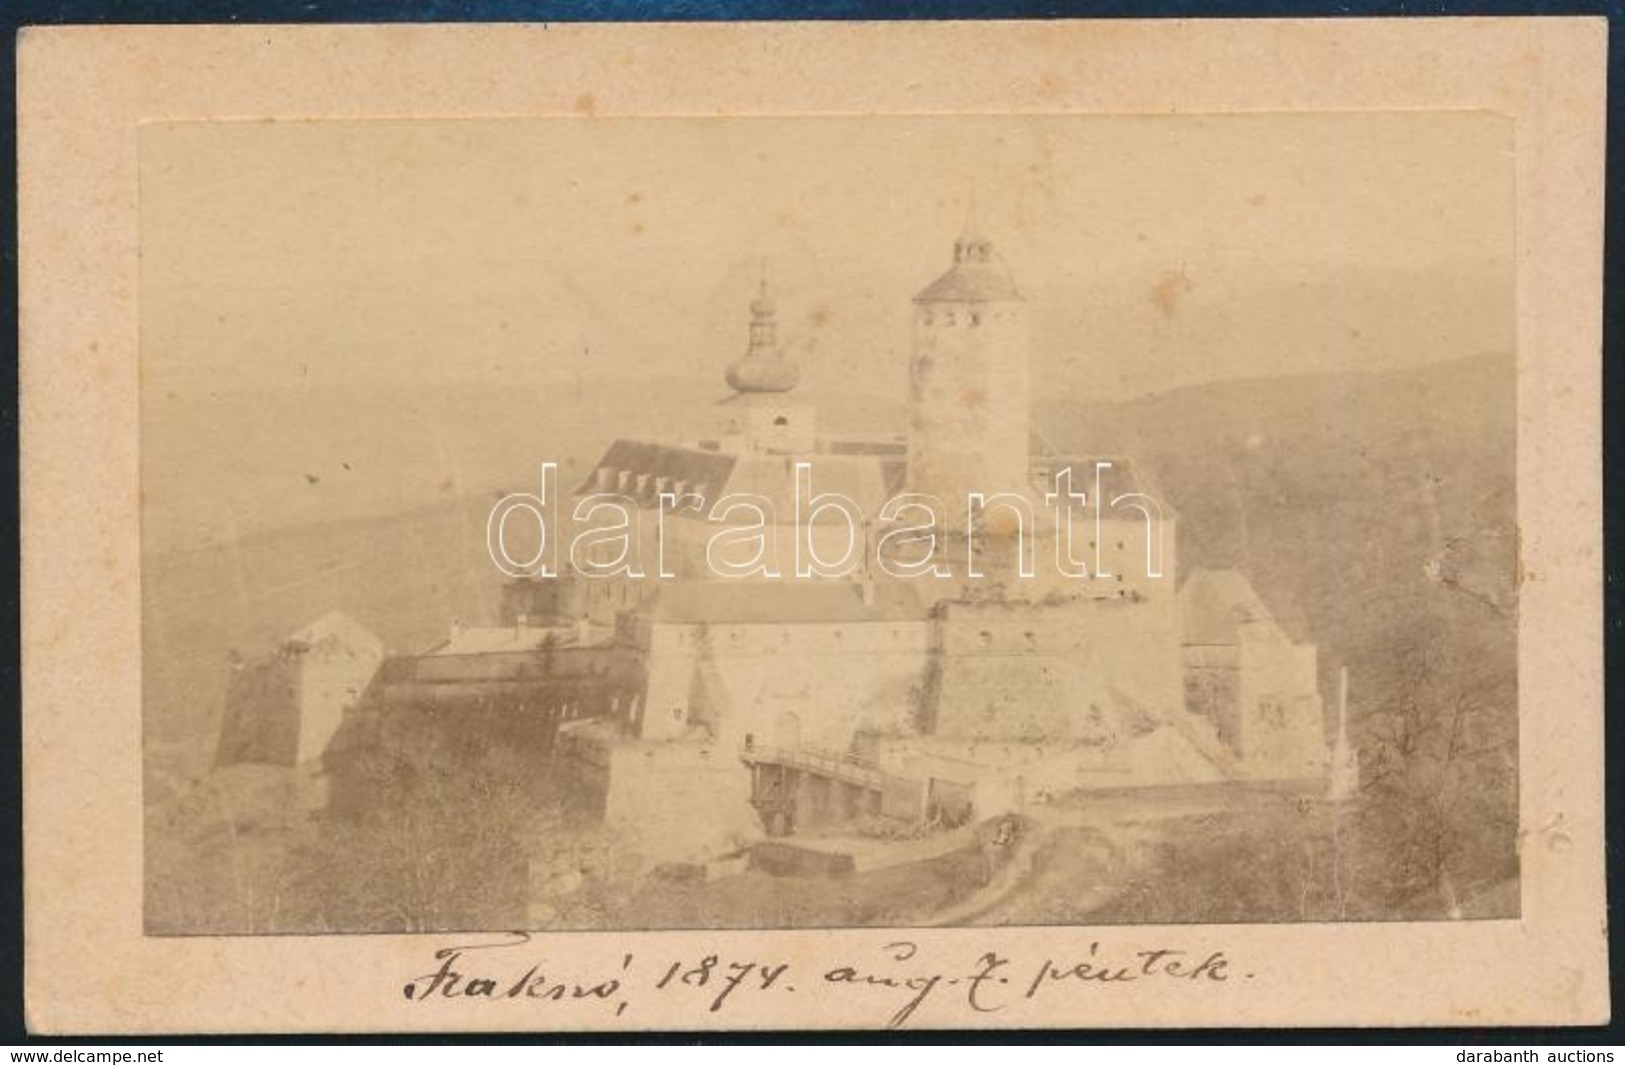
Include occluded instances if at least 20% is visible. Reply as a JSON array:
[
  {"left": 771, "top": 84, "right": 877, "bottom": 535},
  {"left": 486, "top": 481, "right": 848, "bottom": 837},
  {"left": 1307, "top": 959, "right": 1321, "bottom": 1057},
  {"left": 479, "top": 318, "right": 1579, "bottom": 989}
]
[
  {"left": 0, "top": 0, "right": 1619, "bottom": 1044},
  {"left": 0, "top": 0, "right": 1616, "bottom": 19}
]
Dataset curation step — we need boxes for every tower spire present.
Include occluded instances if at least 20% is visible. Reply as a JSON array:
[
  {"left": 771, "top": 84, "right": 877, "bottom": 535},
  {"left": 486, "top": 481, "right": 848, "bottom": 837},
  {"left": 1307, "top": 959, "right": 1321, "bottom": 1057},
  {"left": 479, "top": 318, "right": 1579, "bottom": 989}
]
[
  {"left": 963, "top": 193, "right": 982, "bottom": 240},
  {"left": 725, "top": 259, "right": 798, "bottom": 393},
  {"left": 952, "top": 197, "right": 994, "bottom": 266}
]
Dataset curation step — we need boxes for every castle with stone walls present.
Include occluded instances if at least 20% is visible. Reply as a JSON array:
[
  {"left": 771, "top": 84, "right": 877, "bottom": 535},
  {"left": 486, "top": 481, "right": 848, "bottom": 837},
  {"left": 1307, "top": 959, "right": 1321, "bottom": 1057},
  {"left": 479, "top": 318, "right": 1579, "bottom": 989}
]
[
  {"left": 218, "top": 223, "right": 1335, "bottom": 863},
  {"left": 539, "top": 225, "right": 1330, "bottom": 859}
]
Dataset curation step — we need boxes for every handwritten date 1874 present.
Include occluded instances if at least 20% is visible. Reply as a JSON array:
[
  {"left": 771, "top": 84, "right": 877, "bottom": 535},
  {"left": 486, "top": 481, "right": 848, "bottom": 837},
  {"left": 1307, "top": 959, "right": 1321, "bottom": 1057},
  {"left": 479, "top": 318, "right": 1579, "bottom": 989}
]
[{"left": 399, "top": 933, "right": 1240, "bottom": 1029}]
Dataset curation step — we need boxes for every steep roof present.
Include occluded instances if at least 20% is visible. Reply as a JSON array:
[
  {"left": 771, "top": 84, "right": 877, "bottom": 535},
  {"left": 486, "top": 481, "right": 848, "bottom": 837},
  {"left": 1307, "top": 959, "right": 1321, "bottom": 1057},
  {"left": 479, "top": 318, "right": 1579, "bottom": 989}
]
[
  {"left": 914, "top": 232, "right": 1023, "bottom": 303},
  {"left": 914, "top": 265, "right": 1022, "bottom": 303},
  {"left": 1180, "top": 568, "right": 1281, "bottom": 647},
  {"left": 577, "top": 440, "right": 738, "bottom": 497},
  {"left": 581, "top": 441, "right": 900, "bottom": 516},
  {"left": 721, "top": 452, "right": 899, "bottom": 515}
]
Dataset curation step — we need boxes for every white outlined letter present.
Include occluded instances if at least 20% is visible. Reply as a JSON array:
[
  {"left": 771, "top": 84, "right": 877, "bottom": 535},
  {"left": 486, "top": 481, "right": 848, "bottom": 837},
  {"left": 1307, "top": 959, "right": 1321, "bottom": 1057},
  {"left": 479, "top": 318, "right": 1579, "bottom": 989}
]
[
  {"left": 706, "top": 494, "right": 783, "bottom": 579},
  {"left": 875, "top": 494, "right": 950, "bottom": 579},
  {"left": 966, "top": 491, "right": 1036, "bottom": 579},
  {"left": 1111, "top": 492, "right": 1167, "bottom": 579},
  {"left": 657, "top": 489, "right": 706, "bottom": 579},
  {"left": 795, "top": 462, "right": 862, "bottom": 579},
  {"left": 485, "top": 462, "right": 557, "bottom": 578},
  {"left": 1093, "top": 461, "right": 1113, "bottom": 581},
  {"left": 569, "top": 494, "right": 645, "bottom": 578},
  {"left": 1045, "top": 466, "right": 1090, "bottom": 579}
]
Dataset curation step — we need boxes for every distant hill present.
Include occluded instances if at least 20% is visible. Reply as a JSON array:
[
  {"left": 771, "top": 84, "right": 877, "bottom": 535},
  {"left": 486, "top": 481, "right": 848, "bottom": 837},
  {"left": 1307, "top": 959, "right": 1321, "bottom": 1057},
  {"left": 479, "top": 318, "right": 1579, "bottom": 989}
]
[
  {"left": 142, "top": 376, "right": 906, "bottom": 555},
  {"left": 1035, "top": 350, "right": 1517, "bottom": 716}
]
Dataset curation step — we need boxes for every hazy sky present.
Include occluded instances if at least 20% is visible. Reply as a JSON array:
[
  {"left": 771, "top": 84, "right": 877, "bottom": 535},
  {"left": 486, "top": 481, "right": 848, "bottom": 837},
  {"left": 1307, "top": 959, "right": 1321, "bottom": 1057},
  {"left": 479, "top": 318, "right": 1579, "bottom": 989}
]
[{"left": 141, "top": 112, "right": 1514, "bottom": 401}]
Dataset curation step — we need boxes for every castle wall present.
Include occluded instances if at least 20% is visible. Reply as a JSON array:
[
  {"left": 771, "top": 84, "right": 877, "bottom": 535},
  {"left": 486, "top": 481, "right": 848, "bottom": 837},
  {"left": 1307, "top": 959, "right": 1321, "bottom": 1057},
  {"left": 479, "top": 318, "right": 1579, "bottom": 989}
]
[
  {"left": 576, "top": 496, "right": 897, "bottom": 626},
  {"left": 1233, "top": 627, "right": 1326, "bottom": 781},
  {"left": 1181, "top": 644, "right": 1325, "bottom": 782},
  {"left": 605, "top": 741, "right": 757, "bottom": 860},
  {"left": 499, "top": 578, "right": 576, "bottom": 626},
  {"left": 639, "top": 619, "right": 932, "bottom": 750},
  {"left": 216, "top": 636, "right": 383, "bottom": 773},
  {"left": 717, "top": 401, "right": 818, "bottom": 455},
  {"left": 929, "top": 595, "right": 1184, "bottom": 742},
  {"left": 216, "top": 658, "right": 301, "bottom": 768},
  {"left": 295, "top": 639, "right": 384, "bottom": 765},
  {"left": 1183, "top": 653, "right": 1243, "bottom": 750},
  {"left": 555, "top": 722, "right": 757, "bottom": 862}
]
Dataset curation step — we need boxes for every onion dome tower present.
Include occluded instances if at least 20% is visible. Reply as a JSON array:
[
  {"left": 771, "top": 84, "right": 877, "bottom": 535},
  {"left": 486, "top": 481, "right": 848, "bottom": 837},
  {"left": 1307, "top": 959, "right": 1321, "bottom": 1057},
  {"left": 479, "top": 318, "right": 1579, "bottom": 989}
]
[
  {"left": 725, "top": 277, "right": 800, "bottom": 393},
  {"left": 717, "top": 272, "right": 816, "bottom": 454}
]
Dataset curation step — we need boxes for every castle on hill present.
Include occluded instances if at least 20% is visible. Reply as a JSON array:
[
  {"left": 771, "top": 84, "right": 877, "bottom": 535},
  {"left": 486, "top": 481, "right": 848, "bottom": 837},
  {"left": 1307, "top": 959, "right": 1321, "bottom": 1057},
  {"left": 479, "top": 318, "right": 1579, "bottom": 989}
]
[
  {"left": 537, "top": 224, "right": 1330, "bottom": 858},
  {"left": 221, "top": 223, "right": 1336, "bottom": 861}
]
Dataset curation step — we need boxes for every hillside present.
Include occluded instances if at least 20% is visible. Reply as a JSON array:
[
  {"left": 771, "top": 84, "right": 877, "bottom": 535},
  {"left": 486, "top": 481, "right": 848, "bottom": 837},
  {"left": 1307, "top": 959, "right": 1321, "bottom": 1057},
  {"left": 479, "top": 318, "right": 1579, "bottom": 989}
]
[{"left": 1035, "top": 352, "right": 1517, "bottom": 695}]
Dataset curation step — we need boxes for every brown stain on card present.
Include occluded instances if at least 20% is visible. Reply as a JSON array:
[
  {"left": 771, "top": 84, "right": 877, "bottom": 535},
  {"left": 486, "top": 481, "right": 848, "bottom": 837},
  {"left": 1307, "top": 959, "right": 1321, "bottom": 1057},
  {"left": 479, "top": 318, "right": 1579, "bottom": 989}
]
[{"left": 1149, "top": 269, "right": 1194, "bottom": 317}]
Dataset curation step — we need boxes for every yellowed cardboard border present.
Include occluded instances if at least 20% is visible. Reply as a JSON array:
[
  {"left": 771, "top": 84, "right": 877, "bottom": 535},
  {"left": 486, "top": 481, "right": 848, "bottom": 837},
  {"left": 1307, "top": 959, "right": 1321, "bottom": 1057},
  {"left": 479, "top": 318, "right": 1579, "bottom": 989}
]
[{"left": 18, "top": 18, "right": 1608, "bottom": 1033}]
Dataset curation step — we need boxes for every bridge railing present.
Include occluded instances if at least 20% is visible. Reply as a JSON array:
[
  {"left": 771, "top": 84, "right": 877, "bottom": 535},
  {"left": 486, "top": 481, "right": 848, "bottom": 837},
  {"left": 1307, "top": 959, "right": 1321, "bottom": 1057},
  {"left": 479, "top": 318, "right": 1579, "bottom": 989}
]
[{"left": 739, "top": 741, "right": 894, "bottom": 788}]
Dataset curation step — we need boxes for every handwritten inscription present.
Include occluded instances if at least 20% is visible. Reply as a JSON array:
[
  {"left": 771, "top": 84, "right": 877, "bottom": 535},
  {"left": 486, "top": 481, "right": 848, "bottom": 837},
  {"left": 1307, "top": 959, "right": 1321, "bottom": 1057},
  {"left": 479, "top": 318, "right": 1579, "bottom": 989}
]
[{"left": 399, "top": 933, "right": 1243, "bottom": 1028}]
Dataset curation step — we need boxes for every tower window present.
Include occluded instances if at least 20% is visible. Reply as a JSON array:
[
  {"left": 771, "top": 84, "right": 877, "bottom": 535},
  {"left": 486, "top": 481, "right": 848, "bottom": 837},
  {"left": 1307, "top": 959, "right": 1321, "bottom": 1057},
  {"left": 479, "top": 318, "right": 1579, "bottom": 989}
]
[
  {"left": 773, "top": 415, "right": 789, "bottom": 427},
  {"left": 970, "top": 312, "right": 982, "bottom": 326}
]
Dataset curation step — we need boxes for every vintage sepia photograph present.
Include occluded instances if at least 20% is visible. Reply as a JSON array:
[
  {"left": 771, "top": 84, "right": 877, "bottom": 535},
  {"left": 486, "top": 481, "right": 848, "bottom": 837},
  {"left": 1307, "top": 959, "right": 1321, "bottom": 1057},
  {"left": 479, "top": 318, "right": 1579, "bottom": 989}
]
[{"left": 137, "top": 112, "right": 1520, "bottom": 937}]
